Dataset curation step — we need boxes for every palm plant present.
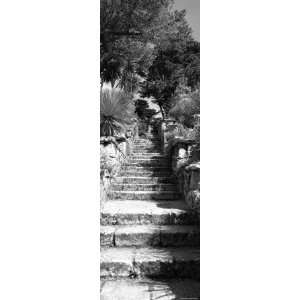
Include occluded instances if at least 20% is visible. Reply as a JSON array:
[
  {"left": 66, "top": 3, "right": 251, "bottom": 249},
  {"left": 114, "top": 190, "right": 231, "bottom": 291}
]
[{"left": 100, "top": 88, "right": 135, "bottom": 137}]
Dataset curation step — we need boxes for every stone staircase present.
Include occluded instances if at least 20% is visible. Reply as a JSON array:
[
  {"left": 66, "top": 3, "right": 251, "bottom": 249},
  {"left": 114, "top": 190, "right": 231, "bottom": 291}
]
[{"left": 100, "top": 134, "right": 200, "bottom": 299}]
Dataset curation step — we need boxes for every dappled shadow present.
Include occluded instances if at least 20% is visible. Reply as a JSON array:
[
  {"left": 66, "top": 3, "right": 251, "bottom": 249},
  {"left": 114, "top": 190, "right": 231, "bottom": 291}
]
[{"left": 145, "top": 279, "right": 200, "bottom": 300}]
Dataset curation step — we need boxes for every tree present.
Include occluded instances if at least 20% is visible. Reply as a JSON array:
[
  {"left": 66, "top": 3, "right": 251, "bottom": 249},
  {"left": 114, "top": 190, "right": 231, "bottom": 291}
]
[
  {"left": 140, "top": 11, "right": 199, "bottom": 119},
  {"left": 135, "top": 99, "right": 158, "bottom": 121},
  {"left": 169, "top": 87, "right": 200, "bottom": 127},
  {"left": 100, "top": 0, "right": 172, "bottom": 53},
  {"left": 100, "top": 0, "right": 173, "bottom": 87},
  {"left": 183, "top": 41, "right": 200, "bottom": 90}
]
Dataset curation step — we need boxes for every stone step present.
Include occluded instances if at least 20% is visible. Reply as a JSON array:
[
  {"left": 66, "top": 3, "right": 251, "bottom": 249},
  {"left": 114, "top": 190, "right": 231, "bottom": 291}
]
[
  {"left": 130, "top": 153, "right": 168, "bottom": 160},
  {"left": 133, "top": 144, "right": 160, "bottom": 148},
  {"left": 100, "top": 247, "right": 199, "bottom": 279},
  {"left": 100, "top": 278, "right": 199, "bottom": 300},
  {"left": 133, "top": 145, "right": 160, "bottom": 149},
  {"left": 125, "top": 161, "right": 169, "bottom": 167},
  {"left": 100, "top": 225, "right": 199, "bottom": 247},
  {"left": 101, "top": 200, "right": 198, "bottom": 225},
  {"left": 132, "top": 149, "right": 161, "bottom": 153},
  {"left": 108, "top": 191, "right": 180, "bottom": 201},
  {"left": 119, "top": 170, "right": 172, "bottom": 177},
  {"left": 135, "top": 138, "right": 160, "bottom": 141},
  {"left": 134, "top": 141, "right": 160, "bottom": 146},
  {"left": 132, "top": 151, "right": 162, "bottom": 155},
  {"left": 128, "top": 158, "right": 169, "bottom": 162},
  {"left": 111, "top": 183, "right": 177, "bottom": 191},
  {"left": 134, "top": 141, "right": 159, "bottom": 144},
  {"left": 122, "top": 166, "right": 170, "bottom": 171},
  {"left": 131, "top": 149, "right": 162, "bottom": 155},
  {"left": 114, "top": 177, "right": 175, "bottom": 184}
]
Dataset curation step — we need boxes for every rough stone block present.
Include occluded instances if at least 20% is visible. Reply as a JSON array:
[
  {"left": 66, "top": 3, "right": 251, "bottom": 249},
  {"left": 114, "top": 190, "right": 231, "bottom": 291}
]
[
  {"left": 185, "top": 190, "right": 200, "bottom": 213},
  {"left": 189, "top": 170, "right": 200, "bottom": 191},
  {"left": 100, "top": 248, "right": 135, "bottom": 278},
  {"left": 134, "top": 248, "right": 175, "bottom": 277},
  {"left": 160, "top": 225, "right": 199, "bottom": 247},
  {"left": 115, "top": 225, "right": 160, "bottom": 247},
  {"left": 100, "top": 226, "right": 115, "bottom": 246}
]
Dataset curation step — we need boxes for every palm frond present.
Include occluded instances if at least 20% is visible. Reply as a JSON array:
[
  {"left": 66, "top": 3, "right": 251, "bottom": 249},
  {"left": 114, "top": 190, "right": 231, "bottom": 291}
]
[{"left": 100, "top": 88, "right": 136, "bottom": 136}]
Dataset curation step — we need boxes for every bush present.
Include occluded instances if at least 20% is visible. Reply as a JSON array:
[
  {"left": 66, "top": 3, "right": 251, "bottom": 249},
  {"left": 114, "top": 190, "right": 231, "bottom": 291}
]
[
  {"left": 165, "top": 123, "right": 194, "bottom": 143},
  {"left": 169, "top": 88, "right": 200, "bottom": 128},
  {"left": 100, "top": 88, "right": 136, "bottom": 136}
]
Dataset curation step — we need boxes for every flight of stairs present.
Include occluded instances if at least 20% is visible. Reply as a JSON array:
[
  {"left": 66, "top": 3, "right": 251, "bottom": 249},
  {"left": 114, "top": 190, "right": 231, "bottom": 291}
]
[{"left": 100, "top": 133, "right": 200, "bottom": 299}]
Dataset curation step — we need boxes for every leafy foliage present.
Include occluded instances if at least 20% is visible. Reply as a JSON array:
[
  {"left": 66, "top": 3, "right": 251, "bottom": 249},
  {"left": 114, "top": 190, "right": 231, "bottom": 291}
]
[
  {"left": 169, "top": 87, "right": 200, "bottom": 127},
  {"left": 140, "top": 19, "right": 199, "bottom": 119},
  {"left": 135, "top": 99, "right": 158, "bottom": 121},
  {"left": 100, "top": 0, "right": 173, "bottom": 87},
  {"left": 165, "top": 123, "right": 194, "bottom": 143},
  {"left": 100, "top": 89, "right": 135, "bottom": 136}
]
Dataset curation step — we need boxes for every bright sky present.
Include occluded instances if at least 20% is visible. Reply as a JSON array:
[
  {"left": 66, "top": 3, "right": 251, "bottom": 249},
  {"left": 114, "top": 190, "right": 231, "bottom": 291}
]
[{"left": 173, "top": 0, "right": 200, "bottom": 41}]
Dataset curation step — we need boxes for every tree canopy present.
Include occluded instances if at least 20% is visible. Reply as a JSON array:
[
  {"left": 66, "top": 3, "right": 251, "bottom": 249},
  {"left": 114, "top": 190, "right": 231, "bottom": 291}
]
[
  {"left": 135, "top": 99, "right": 158, "bottom": 121},
  {"left": 100, "top": 0, "right": 200, "bottom": 122},
  {"left": 140, "top": 38, "right": 200, "bottom": 118},
  {"left": 100, "top": 0, "right": 173, "bottom": 88}
]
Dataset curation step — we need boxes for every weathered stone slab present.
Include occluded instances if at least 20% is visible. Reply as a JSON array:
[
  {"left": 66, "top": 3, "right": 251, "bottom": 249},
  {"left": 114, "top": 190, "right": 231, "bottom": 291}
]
[
  {"left": 100, "top": 226, "right": 115, "bottom": 246},
  {"left": 101, "top": 200, "right": 197, "bottom": 225},
  {"left": 111, "top": 183, "right": 176, "bottom": 192},
  {"left": 109, "top": 191, "right": 180, "bottom": 201},
  {"left": 115, "top": 225, "right": 160, "bottom": 247},
  {"left": 133, "top": 247, "right": 199, "bottom": 278},
  {"left": 119, "top": 170, "right": 172, "bottom": 177},
  {"left": 134, "top": 248, "right": 175, "bottom": 277},
  {"left": 186, "top": 190, "right": 200, "bottom": 213},
  {"left": 100, "top": 278, "right": 200, "bottom": 300},
  {"left": 160, "top": 225, "right": 199, "bottom": 247},
  {"left": 114, "top": 177, "right": 175, "bottom": 184},
  {"left": 100, "top": 248, "right": 135, "bottom": 278}
]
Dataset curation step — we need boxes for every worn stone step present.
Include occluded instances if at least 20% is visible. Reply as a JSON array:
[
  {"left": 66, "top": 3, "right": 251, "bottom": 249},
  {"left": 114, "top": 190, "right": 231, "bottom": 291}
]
[
  {"left": 134, "top": 141, "right": 160, "bottom": 146},
  {"left": 100, "top": 278, "right": 200, "bottom": 300},
  {"left": 122, "top": 166, "right": 170, "bottom": 171},
  {"left": 101, "top": 200, "right": 198, "bottom": 225},
  {"left": 119, "top": 170, "right": 172, "bottom": 177},
  {"left": 128, "top": 158, "right": 169, "bottom": 163},
  {"left": 100, "top": 247, "right": 199, "bottom": 279},
  {"left": 111, "top": 184, "right": 176, "bottom": 191},
  {"left": 132, "top": 149, "right": 161, "bottom": 153},
  {"left": 133, "top": 145, "right": 160, "bottom": 149},
  {"left": 109, "top": 191, "right": 180, "bottom": 201},
  {"left": 130, "top": 155, "right": 166, "bottom": 159},
  {"left": 135, "top": 137, "right": 160, "bottom": 141},
  {"left": 114, "top": 177, "right": 175, "bottom": 184},
  {"left": 132, "top": 151, "right": 163, "bottom": 155},
  {"left": 132, "top": 151, "right": 162, "bottom": 154},
  {"left": 125, "top": 161, "right": 169, "bottom": 167},
  {"left": 100, "top": 225, "right": 199, "bottom": 247}
]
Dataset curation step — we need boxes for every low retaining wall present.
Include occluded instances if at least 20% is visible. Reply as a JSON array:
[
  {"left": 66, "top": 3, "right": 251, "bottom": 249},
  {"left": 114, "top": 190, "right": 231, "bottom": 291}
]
[
  {"left": 160, "top": 120, "right": 200, "bottom": 214},
  {"left": 100, "top": 125, "right": 138, "bottom": 207}
]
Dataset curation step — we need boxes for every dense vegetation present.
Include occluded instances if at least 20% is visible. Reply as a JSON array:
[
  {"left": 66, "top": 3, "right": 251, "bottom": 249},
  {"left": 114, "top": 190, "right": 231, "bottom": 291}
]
[{"left": 100, "top": 0, "right": 199, "bottom": 137}]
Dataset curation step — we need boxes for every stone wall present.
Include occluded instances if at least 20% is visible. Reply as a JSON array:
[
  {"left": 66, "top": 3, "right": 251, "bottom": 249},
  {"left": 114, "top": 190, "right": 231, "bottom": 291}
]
[
  {"left": 160, "top": 120, "right": 200, "bottom": 214},
  {"left": 159, "top": 119, "right": 178, "bottom": 154},
  {"left": 100, "top": 124, "right": 138, "bottom": 207}
]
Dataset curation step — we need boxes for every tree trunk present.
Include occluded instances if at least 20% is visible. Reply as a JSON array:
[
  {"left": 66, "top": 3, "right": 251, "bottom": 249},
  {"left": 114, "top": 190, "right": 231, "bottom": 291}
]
[{"left": 159, "top": 104, "right": 166, "bottom": 120}]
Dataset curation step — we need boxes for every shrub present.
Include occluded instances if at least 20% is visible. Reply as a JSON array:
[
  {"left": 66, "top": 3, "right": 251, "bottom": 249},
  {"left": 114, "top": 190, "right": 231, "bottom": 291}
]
[
  {"left": 169, "top": 88, "right": 200, "bottom": 128},
  {"left": 100, "top": 88, "right": 135, "bottom": 137},
  {"left": 165, "top": 123, "right": 194, "bottom": 143}
]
